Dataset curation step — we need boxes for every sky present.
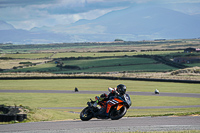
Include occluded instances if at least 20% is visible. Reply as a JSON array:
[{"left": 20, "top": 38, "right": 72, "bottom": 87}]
[{"left": 0, "top": 0, "right": 200, "bottom": 30}]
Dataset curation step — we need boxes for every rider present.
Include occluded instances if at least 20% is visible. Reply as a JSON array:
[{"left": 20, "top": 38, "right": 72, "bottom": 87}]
[{"left": 96, "top": 84, "right": 127, "bottom": 117}]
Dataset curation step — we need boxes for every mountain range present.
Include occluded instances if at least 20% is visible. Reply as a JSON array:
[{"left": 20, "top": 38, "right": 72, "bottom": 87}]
[{"left": 1, "top": 5, "right": 200, "bottom": 44}]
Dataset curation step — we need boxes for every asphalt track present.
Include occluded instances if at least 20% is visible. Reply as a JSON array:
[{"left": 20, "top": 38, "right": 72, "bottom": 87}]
[
  {"left": 1, "top": 90, "right": 200, "bottom": 98},
  {"left": 0, "top": 116, "right": 200, "bottom": 132}
]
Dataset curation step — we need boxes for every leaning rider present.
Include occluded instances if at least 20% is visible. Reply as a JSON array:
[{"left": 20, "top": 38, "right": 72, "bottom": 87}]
[{"left": 96, "top": 84, "right": 127, "bottom": 117}]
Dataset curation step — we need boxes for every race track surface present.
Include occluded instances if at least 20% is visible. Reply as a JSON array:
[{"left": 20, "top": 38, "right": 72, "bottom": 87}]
[
  {"left": 1, "top": 116, "right": 200, "bottom": 132},
  {"left": 1, "top": 90, "right": 200, "bottom": 98}
]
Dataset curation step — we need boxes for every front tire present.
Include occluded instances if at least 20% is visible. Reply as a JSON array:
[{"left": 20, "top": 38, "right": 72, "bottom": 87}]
[
  {"left": 80, "top": 107, "right": 93, "bottom": 121},
  {"left": 110, "top": 106, "right": 127, "bottom": 120}
]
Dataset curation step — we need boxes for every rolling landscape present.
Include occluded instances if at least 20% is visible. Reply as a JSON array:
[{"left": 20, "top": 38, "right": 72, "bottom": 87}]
[{"left": 0, "top": 1, "right": 200, "bottom": 132}]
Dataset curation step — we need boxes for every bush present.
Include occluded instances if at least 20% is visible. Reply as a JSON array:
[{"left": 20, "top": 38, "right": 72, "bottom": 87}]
[
  {"left": 13, "top": 66, "right": 18, "bottom": 69},
  {"left": 114, "top": 39, "right": 124, "bottom": 41},
  {"left": 63, "top": 65, "right": 81, "bottom": 70},
  {"left": 19, "top": 62, "right": 32, "bottom": 64}
]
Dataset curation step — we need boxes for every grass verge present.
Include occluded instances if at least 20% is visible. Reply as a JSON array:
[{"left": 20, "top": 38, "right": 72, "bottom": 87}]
[
  {"left": 0, "top": 92, "right": 199, "bottom": 123},
  {"left": 1, "top": 79, "right": 200, "bottom": 93},
  {"left": 126, "top": 108, "right": 200, "bottom": 117},
  {"left": 1, "top": 93, "right": 200, "bottom": 108},
  {"left": 117, "top": 131, "right": 200, "bottom": 133}
]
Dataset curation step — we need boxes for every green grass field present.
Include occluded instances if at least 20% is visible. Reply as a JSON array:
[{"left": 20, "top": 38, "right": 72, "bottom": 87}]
[
  {"left": 1, "top": 93, "right": 199, "bottom": 108},
  {"left": 1, "top": 92, "right": 200, "bottom": 122},
  {"left": 1, "top": 79, "right": 200, "bottom": 93},
  {"left": 0, "top": 79, "right": 200, "bottom": 93},
  {"left": 1, "top": 49, "right": 200, "bottom": 74},
  {"left": 62, "top": 57, "right": 156, "bottom": 68},
  {"left": 2, "top": 51, "right": 184, "bottom": 59},
  {"left": 89, "top": 131, "right": 200, "bottom": 133},
  {"left": 109, "top": 129, "right": 200, "bottom": 133},
  {"left": 5, "top": 56, "right": 178, "bottom": 73},
  {"left": 52, "top": 51, "right": 183, "bottom": 58},
  {"left": 0, "top": 79, "right": 200, "bottom": 123},
  {"left": 60, "top": 64, "right": 176, "bottom": 73}
]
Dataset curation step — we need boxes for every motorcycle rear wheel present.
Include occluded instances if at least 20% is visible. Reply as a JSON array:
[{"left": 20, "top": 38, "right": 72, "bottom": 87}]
[
  {"left": 80, "top": 107, "right": 93, "bottom": 121},
  {"left": 110, "top": 106, "right": 127, "bottom": 120}
]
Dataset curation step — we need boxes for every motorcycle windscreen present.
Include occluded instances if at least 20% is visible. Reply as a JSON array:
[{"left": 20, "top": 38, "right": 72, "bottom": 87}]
[{"left": 124, "top": 94, "right": 132, "bottom": 107}]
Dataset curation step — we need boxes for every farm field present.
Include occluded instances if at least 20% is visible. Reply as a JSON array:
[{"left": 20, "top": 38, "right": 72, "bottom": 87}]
[
  {"left": 51, "top": 51, "right": 183, "bottom": 58},
  {"left": 0, "top": 59, "right": 50, "bottom": 69},
  {"left": 3, "top": 56, "right": 178, "bottom": 73},
  {"left": 5, "top": 61, "right": 177, "bottom": 73},
  {"left": 1, "top": 47, "right": 200, "bottom": 75},
  {"left": 1, "top": 49, "right": 200, "bottom": 82},
  {"left": 1, "top": 51, "right": 183, "bottom": 59},
  {"left": 0, "top": 39, "right": 199, "bottom": 53},
  {"left": 1, "top": 53, "right": 53, "bottom": 59},
  {"left": 1, "top": 39, "right": 200, "bottom": 74}
]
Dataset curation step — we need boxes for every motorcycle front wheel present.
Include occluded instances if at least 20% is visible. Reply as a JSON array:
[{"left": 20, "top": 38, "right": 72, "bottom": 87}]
[
  {"left": 110, "top": 106, "right": 127, "bottom": 120},
  {"left": 80, "top": 107, "right": 93, "bottom": 121}
]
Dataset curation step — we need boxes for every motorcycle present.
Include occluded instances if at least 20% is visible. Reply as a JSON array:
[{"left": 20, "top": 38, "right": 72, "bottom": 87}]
[{"left": 80, "top": 94, "right": 131, "bottom": 121}]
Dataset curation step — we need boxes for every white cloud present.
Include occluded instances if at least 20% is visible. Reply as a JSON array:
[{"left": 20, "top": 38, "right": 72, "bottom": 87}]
[
  {"left": 0, "top": 0, "right": 200, "bottom": 30},
  {"left": 0, "top": 0, "right": 125, "bottom": 30},
  {"left": 157, "top": 0, "right": 200, "bottom": 4}
]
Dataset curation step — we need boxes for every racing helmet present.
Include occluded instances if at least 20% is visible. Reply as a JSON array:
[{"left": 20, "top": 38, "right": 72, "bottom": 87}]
[{"left": 117, "top": 84, "right": 126, "bottom": 95}]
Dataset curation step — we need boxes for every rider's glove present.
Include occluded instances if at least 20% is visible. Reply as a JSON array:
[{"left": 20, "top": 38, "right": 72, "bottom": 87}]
[{"left": 99, "top": 97, "right": 104, "bottom": 101}]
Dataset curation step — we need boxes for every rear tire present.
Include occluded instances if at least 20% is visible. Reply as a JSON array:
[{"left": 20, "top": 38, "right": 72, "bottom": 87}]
[
  {"left": 80, "top": 107, "right": 93, "bottom": 121},
  {"left": 110, "top": 106, "right": 127, "bottom": 120}
]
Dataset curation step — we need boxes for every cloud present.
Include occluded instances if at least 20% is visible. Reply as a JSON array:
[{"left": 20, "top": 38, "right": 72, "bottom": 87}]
[
  {"left": 159, "top": 0, "right": 200, "bottom": 4},
  {"left": 0, "top": 0, "right": 132, "bottom": 30},
  {"left": 42, "top": 0, "right": 133, "bottom": 14},
  {"left": 0, "top": 0, "right": 56, "bottom": 7},
  {"left": 0, "top": 0, "right": 200, "bottom": 30}
]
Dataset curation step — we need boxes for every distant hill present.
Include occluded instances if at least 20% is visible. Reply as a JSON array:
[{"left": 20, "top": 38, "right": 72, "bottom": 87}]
[
  {"left": 0, "top": 5, "right": 200, "bottom": 44},
  {"left": 58, "top": 6, "right": 200, "bottom": 39},
  {"left": 0, "top": 20, "right": 15, "bottom": 30}
]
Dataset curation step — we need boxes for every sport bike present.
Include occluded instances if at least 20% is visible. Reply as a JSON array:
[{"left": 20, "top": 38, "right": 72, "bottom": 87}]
[{"left": 80, "top": 94, "right": 131, "bottom": 121}]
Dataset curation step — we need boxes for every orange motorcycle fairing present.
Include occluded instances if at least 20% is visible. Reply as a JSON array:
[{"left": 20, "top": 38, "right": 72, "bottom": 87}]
[
  {"left": 106, "top": 98, "right": 124, "bottom": 113},
  {"left": 116, "top": 104, "right": 123, "bottom": 110}
]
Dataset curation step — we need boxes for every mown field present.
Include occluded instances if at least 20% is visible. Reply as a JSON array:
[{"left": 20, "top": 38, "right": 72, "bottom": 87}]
[
  {"left": 1, "top": 79, "right": 200, "bottom": 93},
  {"left": 52, "top": 51, "right": 183, "bottom": 58},
  {"left": 0, "top": 55, "right": 180, "bottom": 73},
  {"left": 1, "top": 48, "right": 200, "bottom": 74},
  {"left": 0, "top": 79, "right": 200, "bottom": 122},
  {"left": 0, "top": 50, "right": 185, "bottom": 59}
]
